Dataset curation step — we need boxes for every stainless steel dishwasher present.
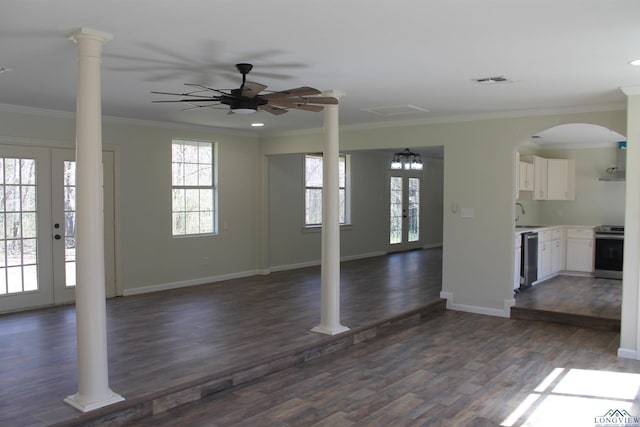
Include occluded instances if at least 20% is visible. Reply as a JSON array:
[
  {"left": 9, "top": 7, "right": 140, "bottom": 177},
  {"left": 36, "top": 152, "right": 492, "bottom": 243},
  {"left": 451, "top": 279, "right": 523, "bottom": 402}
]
[{"left": 520, "top": 232, "right": 538, "bottom": 291}]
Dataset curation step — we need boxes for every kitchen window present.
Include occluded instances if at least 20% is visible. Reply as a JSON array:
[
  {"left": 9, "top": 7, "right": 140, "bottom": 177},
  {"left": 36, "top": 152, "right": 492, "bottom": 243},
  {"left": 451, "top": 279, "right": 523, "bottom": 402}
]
[
  {"left": 171, "top": 139, "right": 217, "bottom": 236},
  {"left": 304, "top": 153, "right": 349, "bottom": 227}
]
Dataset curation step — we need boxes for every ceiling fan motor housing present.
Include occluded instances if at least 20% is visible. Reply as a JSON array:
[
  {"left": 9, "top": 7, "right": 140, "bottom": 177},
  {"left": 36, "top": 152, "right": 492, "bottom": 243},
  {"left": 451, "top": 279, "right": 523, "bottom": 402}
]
[
  {"left": 235, "top": 63, "right": 253, "bottom": 75},
  {"left": 222, "top": 90, "right": 268, "bottom": 111}
]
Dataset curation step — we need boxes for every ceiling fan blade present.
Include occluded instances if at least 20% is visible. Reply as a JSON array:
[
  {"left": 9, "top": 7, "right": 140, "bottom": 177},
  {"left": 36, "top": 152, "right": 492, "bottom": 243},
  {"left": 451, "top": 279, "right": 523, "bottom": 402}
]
[
  {"left": 263, "top": 86, "right": 322, "bottom": 99},
  {"left": 151, "top": 90, "right": 189, "bottom": 96},
  {"left": 183, "top": 83, "right": 231, "bottom": 96},
  {"left": 182, "top": 104, "right": 226, "bottom": 112},
  {"left": 152, "top": 97, "right": 221, "bottom": 103},
  {"left": 258, "top": 104, "right": 288, "bottom": 115},
  {"left": 242, "top": 81, "right": 268, "bottom": 98},
  {"left": 287, "top": 104, "right": 324, "bottom": 112},
  {"left": 267, "top": 99, "right": 324, "bottom": 112},
  {"left": 152, "top": 90, "right": 223, "bottom": 98},
  {"left": 298, "top": 96, "right": 338, "bottom": 105}
]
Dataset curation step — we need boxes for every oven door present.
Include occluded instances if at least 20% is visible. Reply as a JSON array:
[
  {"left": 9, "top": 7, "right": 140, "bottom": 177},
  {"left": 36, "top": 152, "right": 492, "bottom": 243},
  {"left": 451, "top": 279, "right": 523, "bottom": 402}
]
[{"left": 594, "top": 233, "right": 624, "bottom": 279}]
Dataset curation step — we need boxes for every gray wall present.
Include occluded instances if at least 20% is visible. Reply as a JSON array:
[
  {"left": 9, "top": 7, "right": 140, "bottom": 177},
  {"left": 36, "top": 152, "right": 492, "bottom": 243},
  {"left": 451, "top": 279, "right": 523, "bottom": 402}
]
[
  {"left": 261, "top": 110, "right": 626, "bottom": 316},
  {"left": 0, "top": 107, "right": 626, "bottom": 316},
  {"left": 267, "top": 150, "right": 444, "bottom": 269}
]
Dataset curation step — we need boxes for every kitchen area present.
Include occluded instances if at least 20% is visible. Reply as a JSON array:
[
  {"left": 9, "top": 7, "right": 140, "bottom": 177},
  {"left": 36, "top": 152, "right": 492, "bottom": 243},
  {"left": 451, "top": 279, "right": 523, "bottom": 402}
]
[{"left": 510, "top": 125, "right": 626, "bottom": 329}]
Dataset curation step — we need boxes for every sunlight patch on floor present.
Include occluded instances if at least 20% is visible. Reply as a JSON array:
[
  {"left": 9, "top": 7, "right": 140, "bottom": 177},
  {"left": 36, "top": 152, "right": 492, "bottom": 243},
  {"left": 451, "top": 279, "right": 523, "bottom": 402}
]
[{"left": 501, "top": 368, "right": 640, "bottom": 427}]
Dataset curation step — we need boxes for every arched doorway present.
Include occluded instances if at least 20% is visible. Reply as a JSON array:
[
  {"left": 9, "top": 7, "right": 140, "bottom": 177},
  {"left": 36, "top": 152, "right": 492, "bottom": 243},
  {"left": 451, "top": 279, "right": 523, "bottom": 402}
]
[{"left": 511, "top": 123, "right": 626, "bottom": 328}]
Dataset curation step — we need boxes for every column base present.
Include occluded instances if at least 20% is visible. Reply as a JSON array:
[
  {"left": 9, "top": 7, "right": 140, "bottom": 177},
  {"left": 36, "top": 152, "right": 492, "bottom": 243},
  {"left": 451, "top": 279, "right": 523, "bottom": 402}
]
[
  {"left": 64, "top": 390, "right": 125, "bottom": 413},
  {"left": 311, "top": 324, "right": 350, "bottom": 335}
]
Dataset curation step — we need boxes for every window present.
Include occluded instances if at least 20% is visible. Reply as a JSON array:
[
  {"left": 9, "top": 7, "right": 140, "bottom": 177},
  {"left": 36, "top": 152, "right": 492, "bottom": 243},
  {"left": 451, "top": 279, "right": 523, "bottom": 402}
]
[
  {"left": 304, "top": 153, "right": 349, "bottom": 226},
  {"left": 0, "top": 157, "right": 39, "bottom": 294},
  {"left": 171, "top": 139, "right": 216, "bottom": 236}
]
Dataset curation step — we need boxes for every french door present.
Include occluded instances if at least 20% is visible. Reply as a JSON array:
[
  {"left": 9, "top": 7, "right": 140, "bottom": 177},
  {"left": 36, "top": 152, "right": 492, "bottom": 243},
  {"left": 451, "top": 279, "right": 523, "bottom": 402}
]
[
  {"left": 389, "top": 172, "right": 422, "bottom": 252},
  {"left": 0, "top": 146, "right": 115, "bottom": 313}
]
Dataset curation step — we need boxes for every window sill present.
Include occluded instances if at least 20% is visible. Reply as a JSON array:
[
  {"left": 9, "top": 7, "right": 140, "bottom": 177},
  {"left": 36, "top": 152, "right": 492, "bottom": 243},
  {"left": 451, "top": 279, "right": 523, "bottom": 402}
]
[{"left": 302, "top": 224, "right": 353, "bottom": 233}]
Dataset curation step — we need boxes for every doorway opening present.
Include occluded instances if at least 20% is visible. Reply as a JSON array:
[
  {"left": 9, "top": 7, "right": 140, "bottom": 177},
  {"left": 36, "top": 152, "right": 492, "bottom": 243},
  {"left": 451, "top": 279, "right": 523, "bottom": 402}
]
[{"left": 512, "top": 123, "right": 625, "bottom": 327}]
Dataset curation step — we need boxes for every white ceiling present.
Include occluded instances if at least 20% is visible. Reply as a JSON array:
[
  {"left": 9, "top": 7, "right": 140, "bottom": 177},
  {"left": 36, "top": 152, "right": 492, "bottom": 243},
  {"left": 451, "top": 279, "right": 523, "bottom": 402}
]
[
  {"left": 533, "top": 123, "right": 626, "bottom": 147},
  {"left": 1, "top": 0, "right": 639, "bottom": 136}
]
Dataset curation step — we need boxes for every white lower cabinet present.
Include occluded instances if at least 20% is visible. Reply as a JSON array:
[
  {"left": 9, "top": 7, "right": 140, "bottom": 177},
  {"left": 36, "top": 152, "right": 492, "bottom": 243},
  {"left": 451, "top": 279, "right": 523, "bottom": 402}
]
[
  {"left": 538, "top": 241, "right": 552, "bottom": 279},
  {"left": 551, "top": 237, "right": 564, "bottom": 273},
  {"left": 537, "top": 230, "right": 553, "bottom": 280},
  {"left": 565, "top": 227, "right": 594, "bottom": 273},
  {"left": 514, "top": 235, "right": 521, "bottom": 290},
  {"left": 516, "top": 226, "right": 593, "bottom": 289}
]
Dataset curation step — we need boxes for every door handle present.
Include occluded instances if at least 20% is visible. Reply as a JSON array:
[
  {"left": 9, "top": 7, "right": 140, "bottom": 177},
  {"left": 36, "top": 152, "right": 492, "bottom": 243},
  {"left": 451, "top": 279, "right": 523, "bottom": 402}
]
[{"left": 54, "top": 234, "right": 61, "bottom": 240}]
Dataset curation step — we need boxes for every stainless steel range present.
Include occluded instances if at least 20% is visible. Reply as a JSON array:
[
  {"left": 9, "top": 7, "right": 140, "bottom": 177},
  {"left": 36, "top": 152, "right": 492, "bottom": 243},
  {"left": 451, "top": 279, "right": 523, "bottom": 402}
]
[{"left": 594, "top": 225, "right": 624, "bottom": 279}]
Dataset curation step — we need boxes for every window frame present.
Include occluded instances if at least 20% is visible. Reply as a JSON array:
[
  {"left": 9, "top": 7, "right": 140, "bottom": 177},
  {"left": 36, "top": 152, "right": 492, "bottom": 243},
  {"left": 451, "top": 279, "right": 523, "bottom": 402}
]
[
  {"left": 304, "top": 153, "right": 350, "bottom": 228},
  {"left": 171, "top": 138, "right": 218, "bottom": 237}
]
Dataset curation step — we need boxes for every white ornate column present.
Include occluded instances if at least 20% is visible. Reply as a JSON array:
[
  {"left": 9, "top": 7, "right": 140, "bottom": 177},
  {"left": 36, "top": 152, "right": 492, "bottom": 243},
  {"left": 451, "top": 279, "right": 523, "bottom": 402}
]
[
  {"left": 619, "top": 87, "right": 640, "bottom": 359},
  {"left": 312, "top": 91, "right": 349, "bottom": 335},
  {"left": 65, "top": 28, "right": 124, "bottom": 411}
]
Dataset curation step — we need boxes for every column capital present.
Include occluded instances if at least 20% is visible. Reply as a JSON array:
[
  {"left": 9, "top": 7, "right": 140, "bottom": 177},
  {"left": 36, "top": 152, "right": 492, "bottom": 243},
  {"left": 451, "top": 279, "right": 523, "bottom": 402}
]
[
  {"left": 321, "top": 89, "right": 346, "bottom": 100},
  {"left": 621, "top": 86, "right": 640, "bottom": 96},
  {"left": 66, "top": 28, "right": 113, "bottom": 44}
]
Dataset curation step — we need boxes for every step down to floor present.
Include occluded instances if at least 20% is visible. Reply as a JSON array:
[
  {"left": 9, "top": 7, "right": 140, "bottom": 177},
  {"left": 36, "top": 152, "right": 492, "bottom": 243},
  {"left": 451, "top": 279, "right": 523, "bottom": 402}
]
[
  {"left": 52, "top": 299, "right": 447, "bottom": 427},
  {"left": 511, "top": 306, "right": 620, "bottom": 332}
]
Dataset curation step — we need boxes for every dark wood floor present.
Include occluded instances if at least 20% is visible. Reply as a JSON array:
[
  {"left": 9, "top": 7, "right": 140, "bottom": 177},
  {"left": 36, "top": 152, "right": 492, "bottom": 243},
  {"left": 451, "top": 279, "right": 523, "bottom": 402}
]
[
  {"left": 514, "top": 275, "right": 621, "bottom": 319},
  {"left": 132, "top": 310, "right": 639, "bottom": 427},
  {"left": 0, "top": 249, "right": 443, "bottom": 427},
  {"left": 513, "top": 275, "right": 622, "bottom": 330},
  {"left": 0, "top": 248, "right": 625, "bottom": 426}
]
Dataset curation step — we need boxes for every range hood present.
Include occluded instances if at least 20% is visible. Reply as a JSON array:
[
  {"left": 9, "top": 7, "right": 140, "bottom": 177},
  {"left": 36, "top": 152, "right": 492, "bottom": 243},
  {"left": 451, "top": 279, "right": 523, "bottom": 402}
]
[{"left": 600, "top": 144, "right": 626, "bottom": 182}]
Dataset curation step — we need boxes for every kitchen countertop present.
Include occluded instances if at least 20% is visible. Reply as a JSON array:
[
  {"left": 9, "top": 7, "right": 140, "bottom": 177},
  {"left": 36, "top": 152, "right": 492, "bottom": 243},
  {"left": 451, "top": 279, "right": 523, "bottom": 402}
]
[{"left": 514, "top": 224, "right": 594, "bottom": 235}]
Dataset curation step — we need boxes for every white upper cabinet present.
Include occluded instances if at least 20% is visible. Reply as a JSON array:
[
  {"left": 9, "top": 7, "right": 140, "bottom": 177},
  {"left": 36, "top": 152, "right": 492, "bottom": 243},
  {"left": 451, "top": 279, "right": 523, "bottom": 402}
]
[
  {"left": 532, "top": 156, "right": 548, "bottom": 200},
  {"left": 519, "top": 154, "right": 575, "bottom": 201},
  {"left": 546, "top": 158, "right": 576, "bottom": 200},
  {"left": 518, "top": 162, "right": 534, "bottom": 192}
]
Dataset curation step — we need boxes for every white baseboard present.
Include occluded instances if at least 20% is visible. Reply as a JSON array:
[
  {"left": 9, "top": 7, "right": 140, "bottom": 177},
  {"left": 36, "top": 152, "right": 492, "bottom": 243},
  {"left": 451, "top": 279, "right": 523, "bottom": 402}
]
[
  {"left": 422, "top": 243, "right": 443, "bottom": 249},
  {"left": 504, "top": 297, "right": 516, "bottom": 317},
  {"left": 268, "top": 260, "right": 319, "bottom": 273},
  {"left": 618, "top": 348, "right": 638, "bottom": 360},
  {"left": 124, "top": 251, "right": 387, "bottom": 295},
  {"left": 269, "top": 251, "right": 386, "bottom": 273},
  {"left": 123, "top": 270, "right": 261, "bottom": 296},
  {"left": 439, "top": 291, "right": 509, "bottom": 318}
]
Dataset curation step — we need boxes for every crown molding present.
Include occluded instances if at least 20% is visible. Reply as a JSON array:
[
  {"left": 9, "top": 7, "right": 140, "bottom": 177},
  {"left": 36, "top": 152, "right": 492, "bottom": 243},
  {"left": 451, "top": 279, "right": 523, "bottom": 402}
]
[
  {"left": 262, "top": 102, "right": 626, "bottom": 138},
  {"left": 0, "top": 103, "right": 258, "bottom": 138},
  {"left": 0, "top": 101, "right": 626, "bottom": 140}
]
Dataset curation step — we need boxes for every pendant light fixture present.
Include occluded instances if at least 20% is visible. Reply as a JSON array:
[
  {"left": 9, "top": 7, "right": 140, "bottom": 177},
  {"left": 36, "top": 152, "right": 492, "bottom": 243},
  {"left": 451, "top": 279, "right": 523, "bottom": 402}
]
[{"left": 390, "top": 148, "right": 423, "bottom": 170}]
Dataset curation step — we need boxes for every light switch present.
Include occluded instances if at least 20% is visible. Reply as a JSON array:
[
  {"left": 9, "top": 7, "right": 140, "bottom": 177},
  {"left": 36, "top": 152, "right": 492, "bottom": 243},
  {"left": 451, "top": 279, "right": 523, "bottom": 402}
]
[{"left": 461, "top": 208, "right": 474, "bottom": 218}]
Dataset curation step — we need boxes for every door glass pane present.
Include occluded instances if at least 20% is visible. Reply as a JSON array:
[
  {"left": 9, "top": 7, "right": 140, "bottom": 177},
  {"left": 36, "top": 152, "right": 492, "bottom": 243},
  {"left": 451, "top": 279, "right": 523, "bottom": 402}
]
[
  {"left": 63, "top": 161, "right": 76, "bottom": 287},
  {"left": 408, "top": 178, "right": 420, "bottom": 242},
  {"left": 0, "top": 157, "right": 39, "bottom": 295},
  {"left": 390, "top": 177, "right": 403, "bottom": 244}
]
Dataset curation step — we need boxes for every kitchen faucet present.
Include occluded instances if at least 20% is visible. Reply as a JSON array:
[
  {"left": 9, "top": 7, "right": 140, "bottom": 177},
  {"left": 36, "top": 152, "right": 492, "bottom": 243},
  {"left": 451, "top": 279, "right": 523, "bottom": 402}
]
[{"left": 515, "top": 202, "right": 526, "bottom": 222}]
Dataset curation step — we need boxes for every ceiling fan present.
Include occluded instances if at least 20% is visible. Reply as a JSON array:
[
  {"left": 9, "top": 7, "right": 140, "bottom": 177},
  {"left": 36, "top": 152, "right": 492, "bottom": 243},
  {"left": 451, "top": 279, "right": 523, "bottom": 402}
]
[{"left": 151, "top": 63, "right": 338, "bottom": 115}]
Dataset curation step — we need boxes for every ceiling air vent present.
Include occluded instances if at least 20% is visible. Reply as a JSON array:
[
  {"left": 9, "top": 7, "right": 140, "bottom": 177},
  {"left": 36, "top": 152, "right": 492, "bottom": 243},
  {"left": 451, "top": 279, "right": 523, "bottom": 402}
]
[{"left": 473, "top": 76, "right": 511, "bottom": 85}]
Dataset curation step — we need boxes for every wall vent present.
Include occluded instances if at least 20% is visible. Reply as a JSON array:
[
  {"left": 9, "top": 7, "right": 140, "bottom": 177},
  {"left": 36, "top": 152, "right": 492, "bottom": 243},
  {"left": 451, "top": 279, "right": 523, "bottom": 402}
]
[{"left": 473, "top": 76, "right": 511, "bottom": 85}]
